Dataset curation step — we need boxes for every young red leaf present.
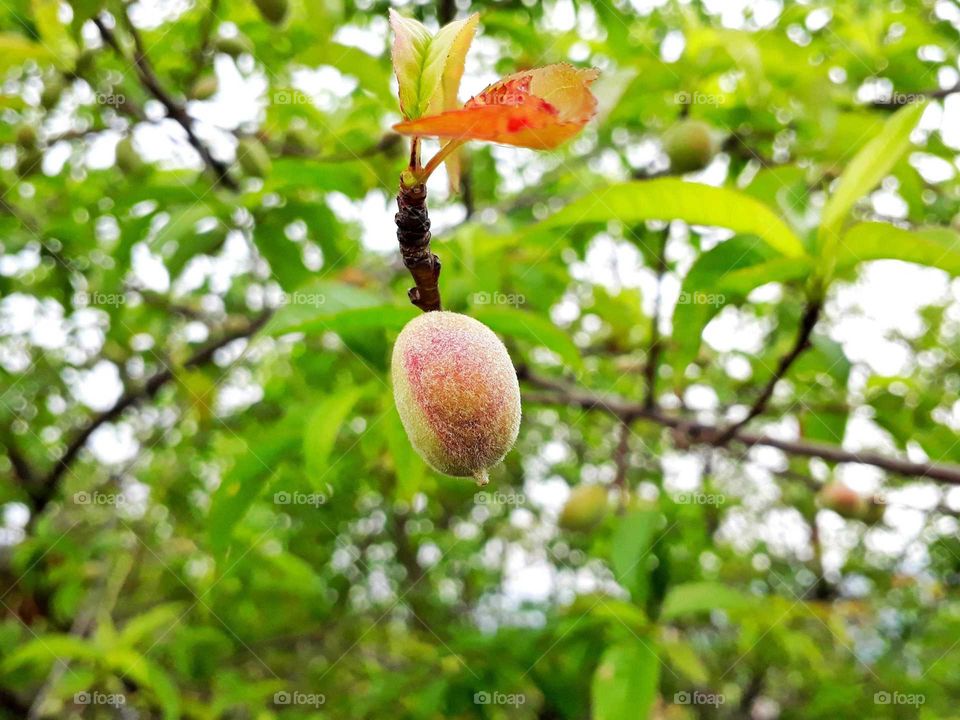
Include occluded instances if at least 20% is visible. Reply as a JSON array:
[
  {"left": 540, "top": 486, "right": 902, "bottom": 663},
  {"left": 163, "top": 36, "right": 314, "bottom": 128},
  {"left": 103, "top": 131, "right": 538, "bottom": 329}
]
[{"left": 393, "top": 63, "right": 599, "bottom": 150}]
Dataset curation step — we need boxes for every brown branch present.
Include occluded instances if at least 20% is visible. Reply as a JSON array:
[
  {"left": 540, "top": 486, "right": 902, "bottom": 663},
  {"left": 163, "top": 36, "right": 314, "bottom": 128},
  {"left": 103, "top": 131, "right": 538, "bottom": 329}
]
[
  {"left": 34, "top": 312, "right": 271, "bottom": 507},
  {"left": 520, "top": 372, "right": 960, "bottom": 486},
  {"left": 872, "top": 81, "right": 960, "bottom": 109},
  {"left": 4, "top": 434, "right": 36, "bottom": 486},
  {"left": 715, "top": 299, "right": 821, "bottom": 444},
  {"left": 93, "top": 13, "right": 238, "bottom": 191},
  {"left": 396, "top": 183, "right": 442, "bottom": 312},
  {"left": 643, "top": 227, "right": 669, "bottom": 409},
  {"left": 185, "top": 0, "right": 220, "bottom": 87}
]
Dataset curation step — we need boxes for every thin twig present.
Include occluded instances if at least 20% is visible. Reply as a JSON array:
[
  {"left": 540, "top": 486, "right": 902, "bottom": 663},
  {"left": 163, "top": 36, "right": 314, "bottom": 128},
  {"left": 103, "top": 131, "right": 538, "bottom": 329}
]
[
  {"left": 93, "top": 13, "right": 238, "bottom": 191},
  {"left": 715, "top": 299, "right": 821, "bottom": 444},
  {"left": 643, "top": 227, "right": 669, "bottom": 409},
  {"left": 519, "top": 371, "right": 960, "bottom": 486},
  {"left": 35, "top": 312, "right": 271, "bottom": 506}
]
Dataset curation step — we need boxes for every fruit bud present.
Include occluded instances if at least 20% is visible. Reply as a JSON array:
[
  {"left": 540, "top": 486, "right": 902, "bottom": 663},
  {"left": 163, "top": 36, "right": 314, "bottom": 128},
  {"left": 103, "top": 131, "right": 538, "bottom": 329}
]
[
  {"left": 663, "top": 119, "right": 717, "bottom": 174},
  {"left": 253, "top": 0, "right": 288, "bottom": 25},
  {"left": 15, "top": 124, "right": 38, "bottom": 149},
  {"left": 558, "top": 484, "right": 608, "bottom": 531},
  {"left": 115, "top": 137, "right": 145, "bottom": 175},
  {"left": 214, "top": 35, "right": 253, "bottom": 57},
  {"left": 189, "top": 75, "right": 219, "bottom": 101},
  {"left": 237, "top": 137, "right": 272, "bottom": 177},
  {"left": 392, "top": 311, "right": 521, "bottom": 485},
  {"left": 41, "top": 77, "right": 64, "bottom": 109}
]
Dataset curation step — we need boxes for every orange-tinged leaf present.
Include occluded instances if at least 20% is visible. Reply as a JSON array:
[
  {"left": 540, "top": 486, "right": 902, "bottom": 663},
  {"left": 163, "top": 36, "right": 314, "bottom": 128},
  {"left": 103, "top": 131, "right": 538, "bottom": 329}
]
[{"left": 394, "top": 64, "right": 599, "bottom": 150}]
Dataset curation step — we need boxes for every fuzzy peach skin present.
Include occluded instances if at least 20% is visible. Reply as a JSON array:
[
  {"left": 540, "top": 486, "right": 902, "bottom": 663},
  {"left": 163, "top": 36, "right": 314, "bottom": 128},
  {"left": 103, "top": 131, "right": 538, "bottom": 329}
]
[{"left": 392, "top": 312, "right": 521, "bottom": 485}]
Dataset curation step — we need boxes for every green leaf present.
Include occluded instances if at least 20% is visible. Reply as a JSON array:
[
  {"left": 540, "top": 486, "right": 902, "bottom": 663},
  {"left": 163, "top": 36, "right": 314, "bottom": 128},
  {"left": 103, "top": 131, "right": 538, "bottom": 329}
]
[
  {"left": 661, "top": 636, "right": 710, "bottom": 685},
  {"left": 537, "top": 178, "right": 807, "bottom": 258},
  {"left": 388, "top": 11, "right": 479, "bottom": 120},
  {"left": 303, "top": 386, "right": 365, "bottom": 482},
  {"left": 3, "top": 634, "right": 99, "bottom": 671},
  {"left": 105, "top": 648, "right": 180, "bottom": 720},
  {"left": 610, "top": 511, "right": 659, "bottom": 601},
  {"left": 660, "top": 582, "right": 753, "bottom": 620},
  {"left": 207, "top": 421, "right": 300, "bottom": 556},
  {"left": 119, "top": 604, "right": 188, "bottom": 648},
  {"left": 31, "top": 0, "right": 77, "bottom": 66},
  {"left": 386, "top": 403, "right": 427, "bottom": 501},
  {"left": 818, "top": 101, "right": 927, "bottom": 255},
  {"left": 592, "top": 641, "right": 660, "bottom": 720},
  {"left": 264, "top": 280, "right": 384, "bottom": 336},
  {"left": 670, "top": 236, "right": 777, "bottom": 375},
  {"left": 0, "top": 33, "right": 52, "bottom": 73},
  {"left": 472, "top": 306, "right": 584, "bottom": 372},
  {"left": 837, "top": 222, "right": 960, "bottom": 275}
]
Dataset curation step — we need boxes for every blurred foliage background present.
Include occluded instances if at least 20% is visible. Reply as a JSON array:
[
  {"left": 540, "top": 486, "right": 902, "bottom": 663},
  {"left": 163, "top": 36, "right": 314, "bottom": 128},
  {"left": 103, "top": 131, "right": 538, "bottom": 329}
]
[{"left": 2, "top": 0, "right": 960, "bottom": 718}]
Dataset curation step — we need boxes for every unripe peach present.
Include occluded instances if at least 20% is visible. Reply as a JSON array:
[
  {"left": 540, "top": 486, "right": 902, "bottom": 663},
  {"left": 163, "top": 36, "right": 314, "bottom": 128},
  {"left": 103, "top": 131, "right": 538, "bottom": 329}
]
[
  {"left": 392, "top": 311, "right": 521, "bottom": 485},
  {"left": 663, "top": 119, "right": 716, "bottom": 173},
  {"left": 559, "top": 484, "right": 608, "bottom": 531},
  {"left": 817, "top": 482, "right": 866, "bottom": 520}
]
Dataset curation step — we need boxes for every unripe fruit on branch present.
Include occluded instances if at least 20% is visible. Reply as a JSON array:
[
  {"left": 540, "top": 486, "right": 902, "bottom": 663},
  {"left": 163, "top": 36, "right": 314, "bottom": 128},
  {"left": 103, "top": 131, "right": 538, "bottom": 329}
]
[
  {"left": 817, "top": 482, "right": 867, "bottom": 520},
  {"left": 392, "top": 312, "right": 521, "bottom": 485},
  {"left": 559, "top": 484, "right": 608, "bottom": 531},
  {"left": 663, "top": 119, "right": 717, "bottom": 173},
  {"left": 190, "top": 75, "right": 219, "bottom": 100},
  {"left": 115, "top": 137, "right": 144, "bottom": 175},
  {"left": 237, "top": 137, "right": 271, "bottom": 177},
  {"left": 253, "top": 0, "right": 288, "bottom": 25}
]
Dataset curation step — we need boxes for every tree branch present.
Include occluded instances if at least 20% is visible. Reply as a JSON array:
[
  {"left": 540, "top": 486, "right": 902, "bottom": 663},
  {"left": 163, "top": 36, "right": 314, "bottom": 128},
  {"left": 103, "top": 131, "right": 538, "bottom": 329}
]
[
  {"left": 643, "top": 227, "right": 669, "bottom": 409},
  {"left": 93, "top": 13, "right": 239, "bottom": 191},
  {"left": 715, "top": 299, "right": 821, "bottom": 444},
  {"left": 34, "top": 312, "right": 271, "bottom": 507},
  {"left": 871, "top": 81, "right": 960, "bottom": 109},
  {"left": 519, "top": 371, "right": 960, "bottom": 486},
  {"left": 396, "top": 182, "right": 442, "bottom": 312}
]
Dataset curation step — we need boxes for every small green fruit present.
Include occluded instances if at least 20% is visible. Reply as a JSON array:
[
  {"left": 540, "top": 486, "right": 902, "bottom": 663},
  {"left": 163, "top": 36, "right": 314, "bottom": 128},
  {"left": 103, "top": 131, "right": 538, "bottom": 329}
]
[
  {"left": 253, "top": 0, "right": 288, "bottom": 25},
  {"left": 17, "top": 148, "right": 43, "bottom": 177},
  {"left": 190, "top": 75, "right": 219, "bottom": 100},
  {"left": 663, "top": 119, "right": 716, "bottom": 173},
  {"left": 817, "top": 482, "right": 866, "bottom": 520},
  {"left": 41, "top": 77, "right": 64, "bottom": 109},
  {"left": 284, "top": 127, "right": 315, "bottom": 154},
  {"left": 214, "top": 35, "right": 253, "bottom": 57},
  {"left": 115, "top": 137, "right": 145, "bottom": 175},
  {"left": 237, "top": 137, "right": 271, "bottom": 177},
  {"left": 392, "top": 311, "right": 521, "bottom": 485},
  {"left": 15, "top": 124, "right": 38, "bottom": 149},
  {"left": 559, "top": 484, "right": 608, "bottom": 531}
]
